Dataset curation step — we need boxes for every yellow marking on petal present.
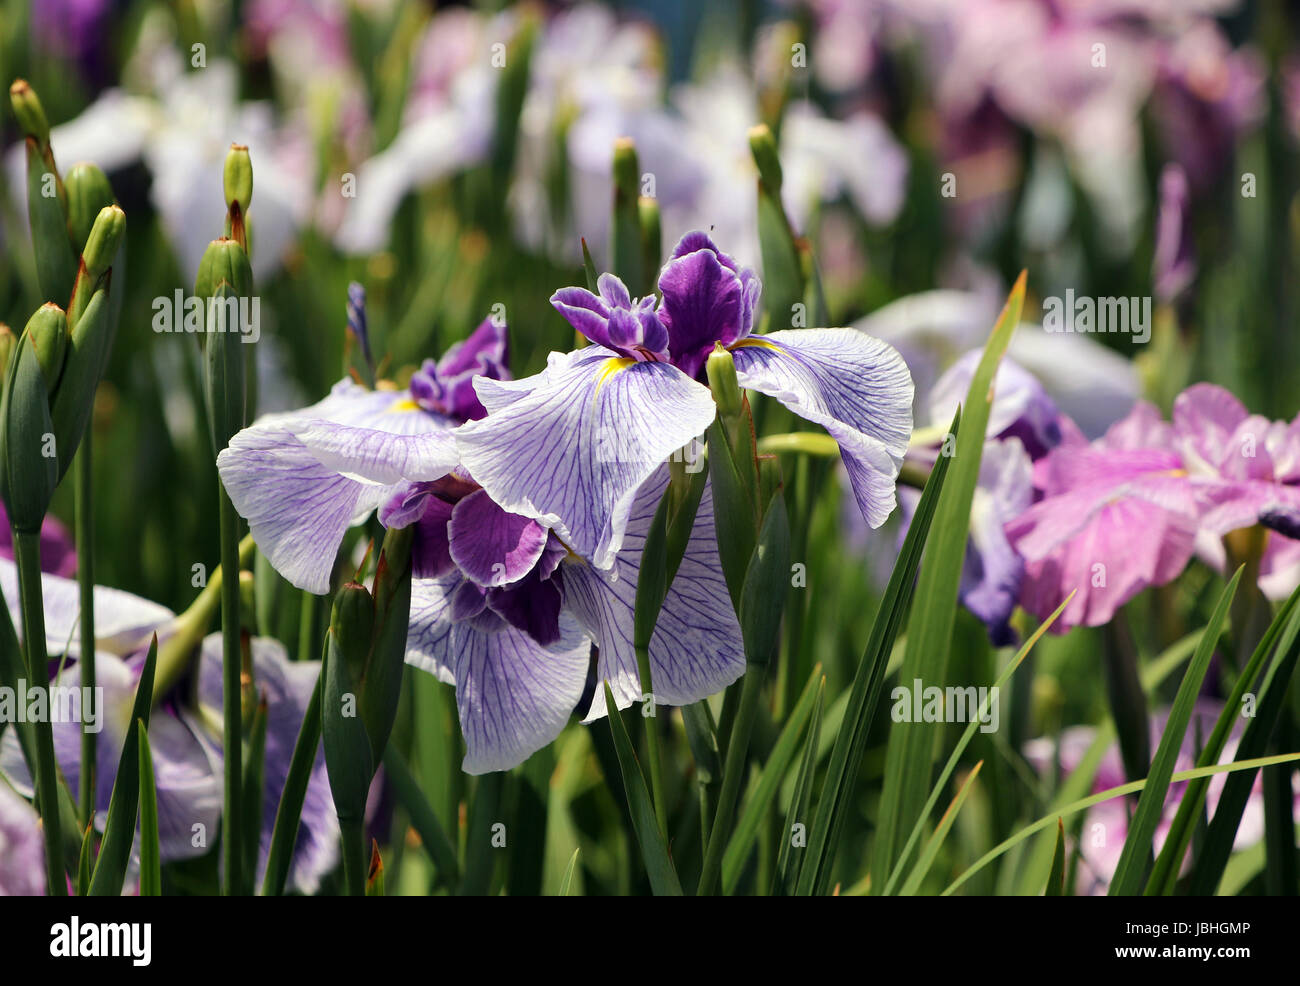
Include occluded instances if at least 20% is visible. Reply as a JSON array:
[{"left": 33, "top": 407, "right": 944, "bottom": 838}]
[
  {"left": 594, "top": 357, "right": 636, "bottom": 397},
  {"left": 388, "top": 398, "right": 422, "bottom": 413},
  {"left": 729, "top": 337, "right": 780, "bottom": 352}
]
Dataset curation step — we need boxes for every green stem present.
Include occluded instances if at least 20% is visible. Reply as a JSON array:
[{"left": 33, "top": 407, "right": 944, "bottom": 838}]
[
  {"left": 297, "top": 589, "right": 319, "bottom": 662},
  {"left": 697, "top": 665, "right": 765, "bottom": 895},
  {"left": 341, "top": 815, "right": 366, "bottom": 897},
  {"left": 634, "top": 643, "right": 668, "bottom": 836},
  {"left": 13, "top": 530, "right": 66, "bottom": 895},
  {"left": 218, "top": 485, "right": 242, "bottom": 895},
  {"left": 76, "top": 436, "right": 95, "bottom": 828}
]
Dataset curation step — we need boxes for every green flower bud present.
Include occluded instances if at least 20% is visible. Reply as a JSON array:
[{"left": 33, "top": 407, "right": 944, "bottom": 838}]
[
  {"left": 64, "top": 163, "right": 116, "bottom": 255},
  {"left": 9, "top": 79, "right": 50, "bottom": 146},
  {"left": 68, "top": 205, "right": 126, "bottom": 338},
  {"left": 706, "top": 343, "right": 743, "bottom": 420},
  {"left": 330, "top": 582, "right": 375, "bottom": 684},
  {"left": 748, "top": 123, "right": 783, "bottom": 192},
  {"left": 26, "top": 303, "right": 68, "bottom": 392},
  {"left": 80, "top": 204, "right": 126, "bottom": 283},
  {"left": 223, "top": 144, "right": 253, "bottom": 216}
]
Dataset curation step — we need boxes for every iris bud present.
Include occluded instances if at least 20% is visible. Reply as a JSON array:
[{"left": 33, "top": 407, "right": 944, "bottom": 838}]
[
  {"left": 223, "top": 144, "right": 253, "bottom": 217},
  {"left": 706, "top": 344, "right": 743, "bottom": 420},
  {"left": 64, "top": 163, "right": 116, "bottom": 255},
  {"left": 9, "top": 79, "right": 50, "bottom": 146},
  {"left": 27, "top": 304, "right": 67, "bottom": 391}
]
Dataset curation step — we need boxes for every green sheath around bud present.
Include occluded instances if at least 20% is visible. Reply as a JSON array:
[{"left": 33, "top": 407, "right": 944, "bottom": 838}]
[
  {"left": 330, "top": 582, "right": 375, "bottom": 683},
  {"left": 64, "top": 163, "right": 117, "bottom": 255},
  {"left": 706, "top": 344, "right": 743, "bottom": 420},
  {"left": 26, "top": 304, "right": 68, "bottom": 392},
  {"left": 9, "top": 79, "right": 50, "bottom": 146},
  {"left": 0, "top": 315, "right": 60, "bottom": 532},
  {"left": 195, "top": 238, "right": 254, "bottom": 303}
]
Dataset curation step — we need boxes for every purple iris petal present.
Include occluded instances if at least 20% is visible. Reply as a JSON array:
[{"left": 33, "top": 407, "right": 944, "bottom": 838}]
[
  {"left": 346, "top": 281, "right": 371, "bottom": 369},
  {"left": 928, "top": 351, "right": 1063, "bottom": 460},
  {"left": 731, "top": 329, "right": 914, "bottom": 529},
  {"left": 485, "top": 566, "right": 564, "bottom": 646},
  {"left": 455, "top": 346, "right": 717, "bottom": 571},
  {"left": 562, "top": 467, "right": 745, "bottom": 719},
  {"left": 960, "top": 439, "right": 1034, "bottom": 647},
  {"left": 410, "top": 315, "right": 511, "bottom": 422},
  {"left": 448, "top": 489, "right": 550, "bottom": 587},
  {"left": 0, "top": 782, "right": 45, "bottom": 895},
  {"left": 656, "top": 239, "right": 756, "bottom": 379},
  {"left": 405, "top": 575, "right": 591, "bottom": 774},
  {"left": 550, "top": 273, "right": 669, "bottom": 361}
]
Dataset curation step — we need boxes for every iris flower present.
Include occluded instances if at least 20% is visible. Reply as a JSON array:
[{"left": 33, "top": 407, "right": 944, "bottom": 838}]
[
  {"left": 456, "top": 231, "right": 914, "bottom": 572},
  {"left": 1006, "top": 401, "right": 1205, "bottom": 631},
  {"left": 0, "top": 559, "right": 336, "bottom": 894}
]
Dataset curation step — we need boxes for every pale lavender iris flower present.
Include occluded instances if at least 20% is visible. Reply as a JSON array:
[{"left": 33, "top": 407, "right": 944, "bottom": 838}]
[
  {"left": 0, "top": 779, "right": 44, "bottom": 895},
  {"left": 456, "top": 231, "right": 914, "bottom": 573},
  {"left": 0, "top": 561, "right": 335, "bottom": 893}
]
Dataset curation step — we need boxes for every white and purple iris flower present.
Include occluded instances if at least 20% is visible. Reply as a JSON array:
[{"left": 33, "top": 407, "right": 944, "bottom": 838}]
[
  {"left": 218, "top": 235, "right": 911, "bottom": 773},
  {"left": 456, "top": 231, "right": 914, "bottom": 572},
  {"left": 0, "top": 560, "right": 337, "bottom": 894}
]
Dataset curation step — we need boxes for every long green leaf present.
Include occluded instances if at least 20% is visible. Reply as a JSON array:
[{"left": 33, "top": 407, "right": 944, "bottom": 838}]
[
  {"left": 722, "top": 668, "right": 823, "bottom": 892},
  {"left": 1187, "top": 588, "right": 1300, "bottom": 895},
  {"left": 1146, "top": 582, "right": 1300, "bottom": 894},
  {"left": 137, "top": 720, "right": 160, "bottom": 897},
  {"left": 898, "top": 760, "right": 984, "bottom": 895},
  {"left": 774, "top": 678, "right": 825, "bottom": 895},
  {"left": 873, "top": 273, "right": 1026, "bottom": 887},
  {"left": 1045, "top": 819, "right": 1066, "bottom": 896},
  {"left": 883, "top": 592, "right": 1072, "bottom": 895},
  {"left": 1108, "top": 566, "right": 1241, "bottom": 895},
  {"left": 602, "top": 683, "right": 683, "bottom": 895},
  {"left": 795, "top": 406, "right": 958, "bottom": 896},
  {"left": 382, "top": 743, "right": 460, "bottom": 885},
  {"left": 943, "top": 752, "right": 1300, "bottom": 895},
  {"left": 88, "top": 635, "right": 156, "bottom": 895}
]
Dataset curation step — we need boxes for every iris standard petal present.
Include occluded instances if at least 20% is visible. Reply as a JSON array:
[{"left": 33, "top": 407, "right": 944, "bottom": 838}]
[
  {"left": 405, "top": 575, "right": 592, "bottom": 773},
  {"left": 731, "top": 329, "right": 914, "bottom": 528},
  {"left": 456, "top": 347, "right": 717, "bottom": 571},
  {"left": 561, "top": 468, "right": 745, "bottom": 720}
]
